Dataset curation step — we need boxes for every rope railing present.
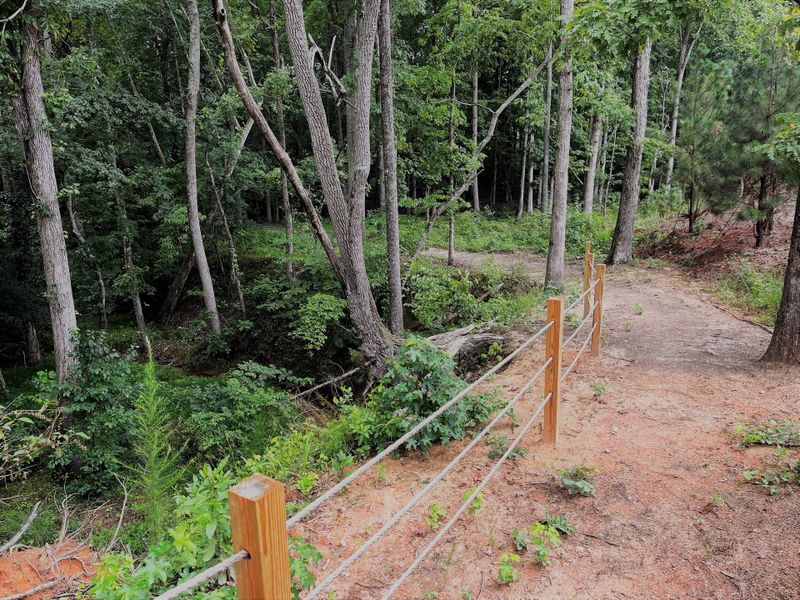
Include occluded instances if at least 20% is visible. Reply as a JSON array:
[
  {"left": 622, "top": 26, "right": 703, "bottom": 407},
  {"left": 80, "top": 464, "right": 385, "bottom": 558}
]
[
  {"left": 286, "top": 317, "right": 554, "bottom": 528},
  {"left": 382, "top": 391, "right": 554, "bottom": 599},
  {"left": 154, "top": 244, "right": 607, "bottom": 600},
  {"left": 304, "top": 355, "right": 553, "bottom": 599}
]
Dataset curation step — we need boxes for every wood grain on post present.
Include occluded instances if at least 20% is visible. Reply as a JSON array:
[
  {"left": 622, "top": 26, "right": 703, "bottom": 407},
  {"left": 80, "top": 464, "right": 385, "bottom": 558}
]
[
  {"left": 591, "top": 264, "right": 606, "bottom": 357},
  {"left": 543, "top": 297, "right": 564, "bottom": 445},
  {"left": 583, "top": 243, "right": 594, "bottom": 318},
  {"left": 229, "top": 474, "right": 292, "bottom": 600}
]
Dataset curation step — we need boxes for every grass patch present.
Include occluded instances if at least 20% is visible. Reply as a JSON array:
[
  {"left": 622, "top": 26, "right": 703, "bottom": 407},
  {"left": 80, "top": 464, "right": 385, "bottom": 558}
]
[{"left": 717, "top": 260, "right": 783, "bottom": 325}]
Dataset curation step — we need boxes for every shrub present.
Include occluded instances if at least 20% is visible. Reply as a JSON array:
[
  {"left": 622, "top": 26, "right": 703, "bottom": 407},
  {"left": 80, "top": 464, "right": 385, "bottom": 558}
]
[
  {"left": 364, "top": 338, "right": 499, "bottom": 451},
  {"left": 50, "top": 331, "right": 141, "bottom": 496},
  {"left": 406, "top": 261, "right": 481, "bottom": 331},
  {"left": 717, "top": 260, "right": 783, "bottom": 325}
]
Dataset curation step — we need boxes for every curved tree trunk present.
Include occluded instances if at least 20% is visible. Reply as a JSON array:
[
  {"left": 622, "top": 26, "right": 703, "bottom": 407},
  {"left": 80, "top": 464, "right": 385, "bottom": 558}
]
[
  {"left": 379, "top": 0, "right": 404, "bottom": 334},
  {"left": 607, "top": 39, "right": 652, "bottom": 265},
  {"left": 763, "top": 187, "right": 800, "bottom": 362},
  {"left": 186, "top": 0, "right": 221, "bottom": 334},
  {"left": 545, "top": 0, "right": 574, "bottom": 291},
  {"left": 13, "top": 12, "right": 78, "bottom": 383},
  {"left": 666, "top": 23, "right": 699, "bottom": 189}
]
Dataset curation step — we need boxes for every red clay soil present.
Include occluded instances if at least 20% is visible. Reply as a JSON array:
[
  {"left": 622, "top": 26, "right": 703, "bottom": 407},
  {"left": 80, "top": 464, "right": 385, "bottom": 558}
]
[
  {"left": 0, "top": 541, "right": 95, "bottom": 599},
  {"left": 289, "top": 257, "right": 800, "bottom": 599}
]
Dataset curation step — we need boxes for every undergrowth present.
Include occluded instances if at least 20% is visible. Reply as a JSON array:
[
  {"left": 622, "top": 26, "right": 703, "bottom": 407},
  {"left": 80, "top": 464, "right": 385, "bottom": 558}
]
[{"left": 717, "top": 260, "right": 783, "bottom": 325}]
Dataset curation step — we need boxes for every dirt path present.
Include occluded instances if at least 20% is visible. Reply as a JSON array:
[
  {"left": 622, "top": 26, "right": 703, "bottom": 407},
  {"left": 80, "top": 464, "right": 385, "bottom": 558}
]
[{"left": 294, "top": 255, "right": 800, "bottom": 600}]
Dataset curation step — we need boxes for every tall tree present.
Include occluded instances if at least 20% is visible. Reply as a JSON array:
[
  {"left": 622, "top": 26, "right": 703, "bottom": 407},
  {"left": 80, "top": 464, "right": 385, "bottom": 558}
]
[
  {"left": 607, "top": 39, "right": 652, "bottom": 265},
  {"left": 379, "top": 0, "right": 404, "bottom": 334},
  {"left": 185, "top": 0, "right": 221, "bottom": 334},
  {"left": 545, "top": 0, "right": 575, "bottom": 290},
  {"left": 541, "top": 40, "right": 554, "bottom": 212},
  {"left": 583, "top": 113, "right": 603, "bottom": 213},
  {"left": 471, "top": 69, "right": 480, "bottom": 211},
  {"left": 10, "top": 7, "right": 78, "bottom": 383}
]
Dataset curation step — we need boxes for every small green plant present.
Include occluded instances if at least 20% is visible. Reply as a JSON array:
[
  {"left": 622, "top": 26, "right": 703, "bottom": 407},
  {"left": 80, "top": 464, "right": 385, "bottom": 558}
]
[
  {"left": 496, "top": 552, "right": 520, "bottom": 584},
  {"left": 735, "top": 419, "right": 800, "bottom": 447},
  {"left": 633, "top": 304, "right": 644, "bottom": 316},
  {"left": 427, "top": 502, "right": 447, "bottom": 529},
  {"left": 424, "top": 591, "right": 439, "bottom": 599},
  {"left": 485, "top": 435, "right": 528, "bottom": 460},
  {"left": 542, "top": 513, "right": 577, "bottom": 535},
  {"left": 461, "top": 590, "right": 475, "bottom": 600},
  {"left": 566, "top": 313, "right": 581, "bottom": 327},
  {"left": 480, "top": 342, "right": 504, "bottom": 364},
  {"left": 375, "top": 463, "right": 387, "bottom": 484},
  {"left": 296, "top": 472, "right": 319, "bottom": 496},
  {"left": 711, "top": 492, "right": 725, "bottom": 507},
  {"left": 591, "top": 381, "right": 609, "bottom": 397},
  {"left": 462, "top": 487, "right": 484, "bottom": 515},
  {"left": 624, "top": 320, "right": 633, "bottom": 332},
  {"left": 330, "top": 451, "right": 354, "bottom": 478},
  {"left": 513, "top": 522, "right": 561, "bottom": 566},
  {"left": 559, "top": 466, "right": 598, "bottom": 497},
  {"left": 743, "top": 458, "right": 799, "bottom": 495}
]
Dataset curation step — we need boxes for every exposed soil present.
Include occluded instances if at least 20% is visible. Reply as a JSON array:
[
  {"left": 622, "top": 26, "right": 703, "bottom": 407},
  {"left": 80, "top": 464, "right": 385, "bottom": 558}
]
[
  {"left": 0, "top": 541, "right": 96, "bottom": 599},
  {"left": 290, "top": 253, "right": 800, "bottom": 600}
]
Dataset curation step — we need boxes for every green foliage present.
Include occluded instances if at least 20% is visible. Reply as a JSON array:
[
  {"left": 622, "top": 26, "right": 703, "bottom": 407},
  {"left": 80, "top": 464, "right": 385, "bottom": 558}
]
[
  {"left": 513, "top": 522, "right": 562, "bottom": 566},
  {"left": 735, "top": 419, "right": 800, "bottom": 447},
  {"left": 717, "top": 261, "right": 783, "bottom": 325},
  {"left": 542, "top": 513, "right": 577, "bottom": 536},
  {"left": 496, "top": 552, "right": 520, "bottom": 584},
  {"left": 485, "top": 435, "right": 529, "bottom": 460},
  {"left": 290, "top": 293, "right": 348, "bottom": 352},
  {"left": 743, "top": 457, "right": 800, "bottom": 495},
  {"left": 128, "top": 351, "right": 185, "bottom": 545},
  {"left": 50, "top": 331, "right": 141, "bottom": 496},
  {"left": 462, "top": 487, "right": 484, "bottom": 515},
  {"left": 559, "top": 466, "right": 598, "bottom": 497},
  {"left": 363, "top": 338, "right": 500, "bottom": 451},
  {"left": 426, "top": 502, "right": 447, "bottom": 529}
]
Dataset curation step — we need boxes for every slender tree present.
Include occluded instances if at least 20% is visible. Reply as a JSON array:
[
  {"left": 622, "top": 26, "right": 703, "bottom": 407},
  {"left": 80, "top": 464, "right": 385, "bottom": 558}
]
[
  {"left": 541, "top": 40, "right": 554, "bottom": 212},
  {"left": 607, "top": 39, "right": 653, "bottom": 265},
  {"left": 471, "top": 69, "right": 480, "bottom": 211},
  {"left": 583, "top": 114, "right": 603, "bottom": 213},
  {"left": 545, "top": 0, "right": 575, "bottom": 290}
]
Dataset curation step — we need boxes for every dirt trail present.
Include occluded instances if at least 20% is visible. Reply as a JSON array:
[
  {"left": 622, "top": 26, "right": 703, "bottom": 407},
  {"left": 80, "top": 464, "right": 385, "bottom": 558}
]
[{"left": 294, "top": 252, "right": 800, "bottom": 600}]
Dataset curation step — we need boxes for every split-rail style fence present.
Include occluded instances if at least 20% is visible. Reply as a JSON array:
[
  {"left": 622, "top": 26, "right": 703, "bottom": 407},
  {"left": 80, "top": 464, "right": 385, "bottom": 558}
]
[{"left": 155, "top": 244, "right": 607, "bottom": 600}]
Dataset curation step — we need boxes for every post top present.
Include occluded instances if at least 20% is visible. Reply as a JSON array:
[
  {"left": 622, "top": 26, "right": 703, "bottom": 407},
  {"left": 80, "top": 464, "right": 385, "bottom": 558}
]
[{"left": 230, "top": 473, "right": 281, "bottom": 500}]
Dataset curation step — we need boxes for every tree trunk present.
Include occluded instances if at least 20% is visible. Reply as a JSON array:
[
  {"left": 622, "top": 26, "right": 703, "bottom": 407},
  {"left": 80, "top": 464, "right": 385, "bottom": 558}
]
[
  {"left": 665, "top": 23, "right": 698, "bottom": 189},
  {"left": 13, "top": 13, "right": 78, "bottom": 383},
  {"left": 545, "top": 0, "right": 574, "bottom": 291},
  {"left": 541, "top": 41, "right": 554, "bottom": 213},
  {"left": 687, "top": 181, "right": 696, "bottom": 234},
  {"left": 471, "top": 69, "right": 480, "bottom": 211},
  {"left": 378, "top": 0, "right": 404, "bottom": 334},
  {"left": 160, "top": 251, "right": 195, "bottom": 323},
  {"left": 65, "top": 195, "right": 107, "bottom": 329},
  {"left": 755, "top": 174, "right": 769, "bottom": 248},
  {"left": 601, "top": 124, "right": 619, "bottom": 212},
  {"left": 516, "top": 129, "right": 528, "bottom": 221},
  {"left": 186, "top": 0, "right": 222, "bottom": 334},
  {"left": 526, "top": 130, "right": 536, "bottom": 213},
  {"left": 448, "top": 214, "right": 455, "bottom": 266},
  {"left": 25, "top": 321, "right": 42, "bottom": 365},
  {"left": 763, "top": 187, "right": 800, "bottom": 362},
  {"left": 584, "top": 114, "right": 603, "bottom": 214},
  {"left": 607, "top": 39, "right": 652, "bottom": 265}
]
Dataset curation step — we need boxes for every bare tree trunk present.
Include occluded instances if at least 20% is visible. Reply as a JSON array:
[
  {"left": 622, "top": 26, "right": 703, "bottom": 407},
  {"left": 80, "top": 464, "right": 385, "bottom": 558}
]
[
  {"left": 763, "top": 187, "right": 800, "bottom": 362},
  {"left": 545, "top": 0, "right": 574, "bottom": 291},
  {"left": 12, "top": 12, "right": 78, "bottom": 383},
  {"left": 160, "top": 251, "right": 195, "bottom": 323},
  {"left": 595, "top": 126, "right": 607, "bottom": 202},
  {"left": 665, "top": 23, "right": 699, "bottom": 189},
  {"left": 0, "top": 368, "right": 5, "bottom": 393},
  {"left": 583, "top": 114, "right": 603, "bottom": 214},
  {"left": 601, "top": 124, "right": 619, "bottom": 211},
  {"left": 186, "top": 0, "right": 221, "bottom": 334},
  {"left": 541, "top": 41, "right": 554, "bottom": 213},
  {"left": 471, "top": 69, "right": 480, "bottom": 211},
  {"left": 378, "top": 0, "right": 403, "bottom": 334},
  {"left": 448, "top": 214, "right": 455, "bottom": 266},
  {"left": 526, "top": 130, "right": 536, "bottom": 213},
  {"left": 516, "top": 129, "right": 528, "bottom": 221},
  {"left": 65, "top": 195, "right": 107, "bottom": 329},
  {"left": 755, "top": 174, "right": 769, "bottom": 248},
  {"left": 205, "top": 154, "right": 247, "bottom": 317},
  {"left": 607, "top": 39, "right": 652, "bottom": 265},
  {"left": 25, "top": 321, "right": 42, "bottom": 365}
]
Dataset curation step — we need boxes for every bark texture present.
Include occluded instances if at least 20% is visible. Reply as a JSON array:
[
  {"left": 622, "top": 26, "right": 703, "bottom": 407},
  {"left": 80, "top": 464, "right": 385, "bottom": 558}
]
[
  {"left": 541, "top": 41, "right": 554, "bottom": 213},
  {"left": 607, "top": 39, "right": 652, "bottom": 265},
  {"left": 665, "top": 23, "right": 699, "bottom": 189},
  {"left": 185, "top": 0, "right": 221, "bottom": 334},
  {"left": 545, "top": 0, "right": 574, "bottom": 291},
  {"left": 379, "top": 0, "right": 404, "bottom": 333},
  {"left": 471, "top": 69, "right": 480, "bottom": 211},
  {"left": 763, "top": 188, "right": 800, "bottom": 362},
  {"left": 13, "top": 12, "right": 78, "bottom": 383},
  {"left": 583, "top": 114, "right": 603, "bottom": 214}
]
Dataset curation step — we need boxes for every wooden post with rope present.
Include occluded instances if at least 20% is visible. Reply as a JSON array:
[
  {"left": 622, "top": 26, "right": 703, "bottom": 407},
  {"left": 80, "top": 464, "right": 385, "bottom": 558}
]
[
  {"left": 583, "top": 242, "right": 594, "bottom": 318},
  {"left": 543, "top": 297, "right": 563, "bottom": 445},
  {"left": 229, "top": 474, "right": 292, "bottom": 600},
  {"left": 591, "top": 264, "right": 606, "bottom": 357}
]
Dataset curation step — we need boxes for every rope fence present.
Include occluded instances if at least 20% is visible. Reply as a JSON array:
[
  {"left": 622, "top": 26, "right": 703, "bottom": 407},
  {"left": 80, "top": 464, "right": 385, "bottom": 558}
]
[{"left": 154, "top": 243, "right": 607, "bottom": 600}]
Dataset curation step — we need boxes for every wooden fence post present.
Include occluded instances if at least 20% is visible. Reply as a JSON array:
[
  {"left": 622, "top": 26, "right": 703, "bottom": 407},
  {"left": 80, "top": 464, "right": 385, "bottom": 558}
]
[
  {"left": 582, "top": 243, "right": 593, "bottom": 318},
  {"left": 543, "top": 297, "right": 563, "bottom": 445},
  {"left": 229, "top": 474, "right": 292, "bottom": 600},
  {"left": 591, "top": 264, "right": 606, "bottom": 357}
]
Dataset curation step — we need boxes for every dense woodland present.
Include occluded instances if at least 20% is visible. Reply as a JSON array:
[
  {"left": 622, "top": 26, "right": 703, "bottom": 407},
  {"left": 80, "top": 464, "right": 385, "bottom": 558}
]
[{"left": 1, "top": 0, "right": 800, "bottom": 597}]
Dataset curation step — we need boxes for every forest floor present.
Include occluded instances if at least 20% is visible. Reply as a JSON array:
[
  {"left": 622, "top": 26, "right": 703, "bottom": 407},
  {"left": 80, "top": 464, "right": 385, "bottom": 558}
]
[{"left": 293, "top": 250, "right": 800, "bottom": 600}]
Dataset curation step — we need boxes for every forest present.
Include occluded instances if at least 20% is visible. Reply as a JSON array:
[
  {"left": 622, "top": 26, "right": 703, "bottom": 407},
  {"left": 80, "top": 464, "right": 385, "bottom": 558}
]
[{"left": 1, "top": 0, "right": 800, "bottom": 598}]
